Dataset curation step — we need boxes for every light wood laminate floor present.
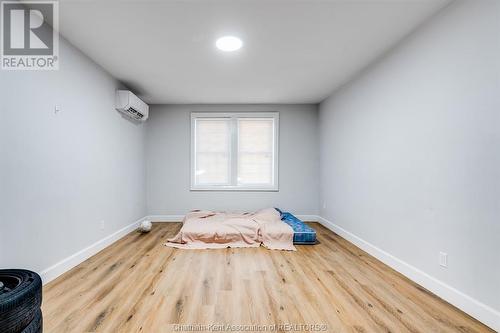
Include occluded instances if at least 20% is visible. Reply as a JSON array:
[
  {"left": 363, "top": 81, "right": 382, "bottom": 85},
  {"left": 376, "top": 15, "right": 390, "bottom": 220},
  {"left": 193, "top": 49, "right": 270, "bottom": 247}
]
[{"left": 42, "top": 223, "right": 493, "bottom": 332}]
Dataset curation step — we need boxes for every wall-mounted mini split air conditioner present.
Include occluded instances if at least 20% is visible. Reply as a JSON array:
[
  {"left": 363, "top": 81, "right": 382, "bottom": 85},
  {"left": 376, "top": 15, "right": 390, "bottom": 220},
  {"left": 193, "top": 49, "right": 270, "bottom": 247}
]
[{"left": 115, "top": 90, "right": 149, "bottom": 121}]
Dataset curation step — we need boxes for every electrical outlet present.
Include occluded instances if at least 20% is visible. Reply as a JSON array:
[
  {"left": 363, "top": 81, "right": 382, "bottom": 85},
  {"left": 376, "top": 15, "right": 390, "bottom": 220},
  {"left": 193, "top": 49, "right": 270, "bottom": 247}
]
[
  {"left": 322, "top": 202, "right": 327, "bottom": 209},
  {"left": 54, "top": 105, "right": 61, "bottom": 114},
  {"left": 100, "top": 220, "right": 105, "bottom": 230},
  {"left": 439, "top": 252, "right": 448, "bottom": 268}
]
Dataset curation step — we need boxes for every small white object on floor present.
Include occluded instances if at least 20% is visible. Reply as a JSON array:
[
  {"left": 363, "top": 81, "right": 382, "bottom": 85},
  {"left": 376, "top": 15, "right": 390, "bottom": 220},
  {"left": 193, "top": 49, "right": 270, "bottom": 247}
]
[{"left": 138, "top": 220, "right": 152, "bottom": 233}]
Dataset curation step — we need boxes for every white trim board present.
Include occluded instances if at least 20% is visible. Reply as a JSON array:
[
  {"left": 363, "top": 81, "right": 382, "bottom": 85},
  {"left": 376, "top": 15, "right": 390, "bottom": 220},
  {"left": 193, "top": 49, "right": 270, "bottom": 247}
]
[
  {"left": 147, "top": 215, "right": 185, "bottom": 222},
  {"left": 296, "top": 215, "right": 320, "bottom": 222},
  {"left": 39, "top": 216, "right": 146, "bottom": 285},
  {"left": 146, "top": 214, "right": 320, "bottom": 223},
  {"left": 316, "top": 216, "right": 500, "bottom": 332}
]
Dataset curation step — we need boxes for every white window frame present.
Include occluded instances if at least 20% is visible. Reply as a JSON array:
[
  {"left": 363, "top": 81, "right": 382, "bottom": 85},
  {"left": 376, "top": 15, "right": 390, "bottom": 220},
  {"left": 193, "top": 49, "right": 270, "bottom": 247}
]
[{"left": 191, "top": 112, "right": 279, "bottom": 191}]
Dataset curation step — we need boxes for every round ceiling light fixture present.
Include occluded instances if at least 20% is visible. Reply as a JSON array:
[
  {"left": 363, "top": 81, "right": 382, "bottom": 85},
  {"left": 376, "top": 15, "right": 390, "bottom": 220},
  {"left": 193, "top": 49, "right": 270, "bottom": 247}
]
[{"left": 216, "top": 36, "right": 243, "bottom": 52}]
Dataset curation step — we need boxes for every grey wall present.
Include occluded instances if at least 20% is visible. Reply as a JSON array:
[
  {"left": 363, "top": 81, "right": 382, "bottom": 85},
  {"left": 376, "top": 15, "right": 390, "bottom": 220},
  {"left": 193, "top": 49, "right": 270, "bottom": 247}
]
[
  {"left": 146, "top": 104, "right": 319, "bottom": 216},
  {"left": 0, "top": 37, "right": 147, "bottom": 272},
  {"left": 319, "top": 0, "right": 499, "bottom": 313}
]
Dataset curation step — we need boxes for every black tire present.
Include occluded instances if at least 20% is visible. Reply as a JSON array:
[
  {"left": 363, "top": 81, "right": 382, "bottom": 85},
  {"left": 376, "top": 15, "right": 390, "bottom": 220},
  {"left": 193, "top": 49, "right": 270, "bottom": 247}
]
[
  {"left": 20, "top": 309, "right": 42, "bottom": 333},
  {"left": 0, "top": 270, "right": 42, "bottom": 333}
]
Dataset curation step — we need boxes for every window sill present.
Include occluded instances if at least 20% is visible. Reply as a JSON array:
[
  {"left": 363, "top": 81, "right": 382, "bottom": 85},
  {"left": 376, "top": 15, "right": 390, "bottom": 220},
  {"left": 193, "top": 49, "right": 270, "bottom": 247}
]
[{"left": 190, "top": 186, "right": 279, "bottom": 192}]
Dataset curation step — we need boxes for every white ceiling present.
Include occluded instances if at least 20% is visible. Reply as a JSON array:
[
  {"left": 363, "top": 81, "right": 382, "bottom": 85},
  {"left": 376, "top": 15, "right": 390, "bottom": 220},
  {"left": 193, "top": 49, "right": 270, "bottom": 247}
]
[{"left": 58, "top": 0, "right": 451, "bottom": 104}]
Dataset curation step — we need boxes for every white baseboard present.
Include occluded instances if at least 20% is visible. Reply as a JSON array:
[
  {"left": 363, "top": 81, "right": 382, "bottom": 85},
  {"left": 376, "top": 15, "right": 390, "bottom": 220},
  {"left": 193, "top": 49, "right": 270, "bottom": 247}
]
[
  {"left": 146, "top": 214, "right": 321, "bottom": 223},
  {"left": 146, "top": 215, "right": 184, "bottom": 222},
  {"left": 296, "top": 215, "right": 320, "bottom": 222},
  {"left": 316, "top": 216, "right": 500, "bottom": 331},
  {"left": 39, "top": 216, "right": 145, "bottom": 285}
]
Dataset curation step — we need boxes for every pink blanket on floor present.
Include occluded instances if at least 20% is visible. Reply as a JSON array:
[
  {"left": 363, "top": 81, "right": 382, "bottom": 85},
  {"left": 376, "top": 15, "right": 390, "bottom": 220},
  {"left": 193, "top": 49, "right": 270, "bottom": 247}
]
[{"left": 165, "top": 208, "right": 296, "bottom": 251}]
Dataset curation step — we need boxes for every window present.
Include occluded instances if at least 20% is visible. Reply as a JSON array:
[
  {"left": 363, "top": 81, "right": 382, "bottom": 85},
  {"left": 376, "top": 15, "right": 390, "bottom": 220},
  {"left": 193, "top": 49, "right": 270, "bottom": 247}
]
[{"left": 191, "top": 112, "right": 279, "bottom": 191}]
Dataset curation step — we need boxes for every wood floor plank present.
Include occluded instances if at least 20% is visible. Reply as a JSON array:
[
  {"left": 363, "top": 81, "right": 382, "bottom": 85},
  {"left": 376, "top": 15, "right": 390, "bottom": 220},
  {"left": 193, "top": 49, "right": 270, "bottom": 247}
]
[{"left": 42, "top": 223, "right": 494, "bottom": 333}]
